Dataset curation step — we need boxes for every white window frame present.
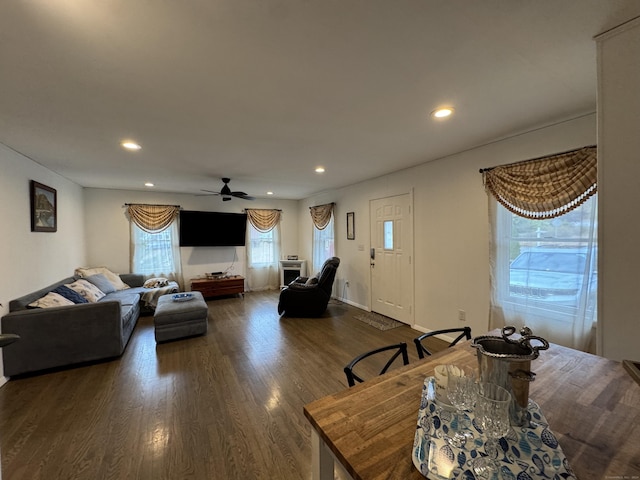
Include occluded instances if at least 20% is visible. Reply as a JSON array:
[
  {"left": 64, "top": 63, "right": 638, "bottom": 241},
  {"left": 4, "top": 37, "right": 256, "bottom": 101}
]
[
  {"left": 490, "top": 194, "right": 597, "bottom": 351},
  {"left": 131, "top": 222, "right": 179, "bottom": 277},
  {"left": 248, "top": 224, "right": 277, "bottom": 267},
  {"left": 312, "top": 214, "right": 335, "bottom": 274}
]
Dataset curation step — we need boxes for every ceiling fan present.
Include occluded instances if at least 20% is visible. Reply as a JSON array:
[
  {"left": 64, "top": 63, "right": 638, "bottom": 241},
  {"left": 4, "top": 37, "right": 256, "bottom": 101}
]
[{"left": 200, "top": 178, "right": 255, "bottom": 201}]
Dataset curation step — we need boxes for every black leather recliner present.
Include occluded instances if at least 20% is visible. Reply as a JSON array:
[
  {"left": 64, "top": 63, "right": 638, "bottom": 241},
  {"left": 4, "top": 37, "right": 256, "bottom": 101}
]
[{"left": 277, "top": 257, "right": 340, "bottom": 317}]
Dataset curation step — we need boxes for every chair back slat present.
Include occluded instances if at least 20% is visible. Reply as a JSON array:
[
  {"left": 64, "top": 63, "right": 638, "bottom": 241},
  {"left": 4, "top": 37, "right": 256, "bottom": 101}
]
[
  {"left": 413, "top": 327, "right": 471, "bottom": 359},
  {"left": 344, "top": 342, "right": 409, "bottom": 387}
]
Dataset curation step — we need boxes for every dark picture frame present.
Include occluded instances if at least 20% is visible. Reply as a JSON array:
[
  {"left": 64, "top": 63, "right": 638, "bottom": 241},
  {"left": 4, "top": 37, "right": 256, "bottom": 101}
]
[
  {"left": 30, "top": 181, "right": 57, "bottom": 232},
  {"left": 346, "top": 212, "right": 355, "bottom": 240}
]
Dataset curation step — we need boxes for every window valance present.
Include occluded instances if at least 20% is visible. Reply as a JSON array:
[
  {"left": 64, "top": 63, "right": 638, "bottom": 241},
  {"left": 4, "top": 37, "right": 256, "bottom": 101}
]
[
  {"left": 246, "top": 209, "right": 281, "bottom": 233},
  {"left": 309, "top": 203, "right": 334, "bottom": 230},
  {"left": 126, "top": 204, "right": 180, "bottom": 233},
  {"left": 481, "top": 145, "right": 597, "bottom": 219}
]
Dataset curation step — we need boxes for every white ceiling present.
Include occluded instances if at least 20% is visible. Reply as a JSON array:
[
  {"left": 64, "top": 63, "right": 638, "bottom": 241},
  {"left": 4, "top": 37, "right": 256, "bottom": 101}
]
[{"left": 1, "top": 1, "right": 639, "bottom": 200}]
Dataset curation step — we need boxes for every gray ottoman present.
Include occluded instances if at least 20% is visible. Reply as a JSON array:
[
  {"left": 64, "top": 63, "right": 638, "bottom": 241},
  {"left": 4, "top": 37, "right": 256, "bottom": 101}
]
[{"left": 154, "top": 291, "right": 208, "bottom": 343}]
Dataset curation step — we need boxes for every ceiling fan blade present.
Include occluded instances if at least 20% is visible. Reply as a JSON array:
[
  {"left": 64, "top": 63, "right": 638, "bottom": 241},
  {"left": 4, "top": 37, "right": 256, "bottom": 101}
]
[
  {"left": 233, "top": 193, "right": 255, "bottom": 200},
  {"left": 198, "top": 179, "right": 254, "bottom": 200}
]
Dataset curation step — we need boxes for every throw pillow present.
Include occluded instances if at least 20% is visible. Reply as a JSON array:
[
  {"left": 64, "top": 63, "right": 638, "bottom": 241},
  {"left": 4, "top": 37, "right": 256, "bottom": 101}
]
[
  {"left": 74, "top": 266, "right": 129, "bottom": 290},
  {"left": 143, "top": 277, "right": 169, "bottom": 289},
  {"left": 28, "top": 292, "right": 75, "bottom": 309},
  {"left": 51, "top": 285, "right": 89, "bottom": 304},
  {"left": 84, "top": 273, "right": 117, "bottom": 294},
  {"left": 66, "top": 279, "right": 106, "bottom": 303}
]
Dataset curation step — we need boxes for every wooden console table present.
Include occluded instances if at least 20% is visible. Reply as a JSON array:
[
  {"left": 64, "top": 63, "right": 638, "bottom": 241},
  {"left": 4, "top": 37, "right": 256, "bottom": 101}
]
[
  {"left": 304, "top": 336, "right": 640, "bottom": 480},
  {"left": 190, "top": 276, "right": 244, "bottom": 299}
]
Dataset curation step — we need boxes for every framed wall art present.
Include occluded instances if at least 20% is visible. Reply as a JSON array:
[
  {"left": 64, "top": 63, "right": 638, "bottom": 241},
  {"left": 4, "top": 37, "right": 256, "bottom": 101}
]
[
  {"left": 30, "top": 180, "right": 57, "bottom": 232},
  {"left": 346, "top": 212, "right": 355, "bottom": 240}
]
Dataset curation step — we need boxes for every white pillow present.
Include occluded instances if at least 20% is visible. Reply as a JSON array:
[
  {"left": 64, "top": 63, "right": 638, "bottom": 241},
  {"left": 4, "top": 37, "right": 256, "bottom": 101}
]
[
  {"left": 66, "top": 279, "right": 106, "bottom": 303},
  {"left": 143, "top": 277, "right": 169, "bottom": 288},
  {"left": 28, "top": 292, "right": 75, "bottom": 309},
  {"left": 75, "top": 266, "right": 129, "bottom": 290}
]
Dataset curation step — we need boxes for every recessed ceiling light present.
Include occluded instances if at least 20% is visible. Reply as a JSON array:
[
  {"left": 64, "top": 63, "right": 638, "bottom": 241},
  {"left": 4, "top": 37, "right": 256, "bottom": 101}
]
[
  {"left": 315, "top": 167, "right": 325, "bottom": 173},
  {"left": 431, "top": 107, "right": 454, "bottom": 119},
  {"left": 121, "top": 141, "right": 141, "bottom": 151},
  {"left": 144, "top": 182, "right": 154, "bottom": 187},
  {"left": 267, "top": 191, "right": 274, "bottom": 195}
]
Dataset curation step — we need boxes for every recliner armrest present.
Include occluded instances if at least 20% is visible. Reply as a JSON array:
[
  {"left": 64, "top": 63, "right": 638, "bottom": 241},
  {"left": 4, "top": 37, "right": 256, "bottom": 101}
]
[{"left": 287, "top": 282, "right": 319, "bottom": 291}]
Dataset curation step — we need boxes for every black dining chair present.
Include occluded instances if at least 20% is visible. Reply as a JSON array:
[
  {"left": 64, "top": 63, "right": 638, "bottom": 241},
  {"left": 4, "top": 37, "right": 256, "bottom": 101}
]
[
  {"left": 344, "top": 342, "right": 410, "bottom": 387},
  {"left": 413, "top": 327, "right": 472, "bottom": 359}
]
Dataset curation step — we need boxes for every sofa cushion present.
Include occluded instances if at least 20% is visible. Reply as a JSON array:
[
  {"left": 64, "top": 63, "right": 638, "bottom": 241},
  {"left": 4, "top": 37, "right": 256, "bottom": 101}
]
[
  {"left": 101, "top": 291, "right": 139, "bottom": 307},
  {"left": 84, "top": 273, "right": 117, "bottom": 294},
  {"left": 51, "top": 285, "right": 89, "bottom": 304},
  {"left": 28, "top": 292, "right": 75, "bottom": 309},
  {"left": 75, "top": 266, "right": 130, "bottom": 291},
  {"left": 66, "top": 279, "right": 106, "bottom": 303}
]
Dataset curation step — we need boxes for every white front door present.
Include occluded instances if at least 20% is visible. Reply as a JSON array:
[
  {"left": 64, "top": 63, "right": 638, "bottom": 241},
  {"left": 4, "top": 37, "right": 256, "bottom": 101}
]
[{"left": 369, "top": 193, "right": 414, "bottom": 324}]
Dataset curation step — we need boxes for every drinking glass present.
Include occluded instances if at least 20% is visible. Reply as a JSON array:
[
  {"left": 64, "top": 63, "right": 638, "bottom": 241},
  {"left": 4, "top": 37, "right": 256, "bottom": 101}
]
[
  {"left": 445, "top": 365, "right": 477, "bottom": 447},
  {"left": 473, "top": 383, "right": 512, "bottom": 478}
]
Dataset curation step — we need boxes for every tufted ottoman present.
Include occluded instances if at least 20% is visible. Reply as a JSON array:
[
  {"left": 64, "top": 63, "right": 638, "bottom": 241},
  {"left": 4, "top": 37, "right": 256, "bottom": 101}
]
[{"left": 154, "top": 291, "right": 208, "bottom": 343}]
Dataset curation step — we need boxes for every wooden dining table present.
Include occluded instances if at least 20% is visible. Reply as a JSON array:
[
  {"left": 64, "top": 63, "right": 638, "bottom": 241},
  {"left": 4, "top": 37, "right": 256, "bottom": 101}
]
[{"left": 304, "top": 336, "right": 640, "bottom": 480}]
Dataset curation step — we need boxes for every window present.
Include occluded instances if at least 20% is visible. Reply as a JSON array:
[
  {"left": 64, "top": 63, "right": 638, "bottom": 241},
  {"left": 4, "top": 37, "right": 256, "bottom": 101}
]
[
  {"left": 246, "top": 222, "right": 280, "bottom": 291},
  {"left": 131, "top": 222, "right": 180, "bottom": 277},
  {"left": 248, "top": 225, "right": 277, "bottom": 266},
  {"left": 312, "top": 214, "right": 335, "bottom": 273},
  {"left": 491, "top": 194, "right": 597, "bottom": 350}
]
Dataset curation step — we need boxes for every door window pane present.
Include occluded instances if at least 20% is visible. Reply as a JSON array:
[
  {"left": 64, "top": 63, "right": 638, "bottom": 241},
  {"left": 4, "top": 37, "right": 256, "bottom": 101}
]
[{"left": 384, "top": 220, "right": 393, "bottom": 250}]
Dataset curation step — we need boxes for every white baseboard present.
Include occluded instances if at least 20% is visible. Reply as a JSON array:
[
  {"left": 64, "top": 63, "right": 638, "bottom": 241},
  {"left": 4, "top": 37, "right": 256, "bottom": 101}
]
[{"left": 333, "top": 297, "right": 368, "bottom": 312}]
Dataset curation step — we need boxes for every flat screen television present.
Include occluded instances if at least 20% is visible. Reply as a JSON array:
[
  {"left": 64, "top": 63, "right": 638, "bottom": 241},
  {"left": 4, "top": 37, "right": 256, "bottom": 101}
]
[{"left": 179, "top": 210, "right": 247, "bottom": 247}]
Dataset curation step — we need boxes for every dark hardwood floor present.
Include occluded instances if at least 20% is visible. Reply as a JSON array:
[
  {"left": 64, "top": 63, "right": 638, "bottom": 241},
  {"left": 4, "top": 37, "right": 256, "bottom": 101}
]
[{"left": 0, "top": 292, "right": 447, "bottom": 480}]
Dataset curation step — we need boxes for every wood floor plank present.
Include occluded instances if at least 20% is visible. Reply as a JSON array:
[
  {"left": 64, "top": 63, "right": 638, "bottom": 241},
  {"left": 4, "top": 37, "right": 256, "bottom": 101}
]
[{"left": 0, "top": 293, "right": 448, "bottom": 479}]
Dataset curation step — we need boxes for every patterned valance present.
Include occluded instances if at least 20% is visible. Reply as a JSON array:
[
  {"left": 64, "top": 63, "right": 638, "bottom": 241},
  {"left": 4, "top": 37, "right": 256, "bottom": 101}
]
[
  {"left": 246, "top": 209, "right": 281, "bottom": 233},
  {"left": 481, "top": 146, "right": 597, "bottom": 219},
  {"left": 127, "top": 204, "right": 180, "bottom": 233},
  {"left": 309, "top": 203, "right": 334, "bottom": 230}
]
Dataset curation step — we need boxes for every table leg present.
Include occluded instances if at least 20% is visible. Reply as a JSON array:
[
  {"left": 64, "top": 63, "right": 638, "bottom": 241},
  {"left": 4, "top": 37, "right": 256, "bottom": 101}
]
[{"left": 311, "top": 429, "right": 334, "bottom": 480}]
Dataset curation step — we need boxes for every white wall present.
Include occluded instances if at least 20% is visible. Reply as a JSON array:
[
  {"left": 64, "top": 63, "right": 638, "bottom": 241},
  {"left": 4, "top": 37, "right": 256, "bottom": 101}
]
[
  {"left": 2, "top": 58, "right": 632, "bottom": 376},
  {"left": 596, "top": 17, "right": 640, "bottom": 361},
  {"left": 0, "top": 143, "right": 86, "bottom": 379},
  {"left": 83, "top": 188, "right": 299, "bottom": 284},
  {"left": 301, "top": 114, "right": 597, "bottom": 340}
]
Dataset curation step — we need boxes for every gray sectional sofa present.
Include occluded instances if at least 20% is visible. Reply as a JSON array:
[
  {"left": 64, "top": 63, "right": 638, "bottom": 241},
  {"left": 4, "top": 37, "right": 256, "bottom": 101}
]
[{"left": 1, "top": 273, "right": 173, "bottom": 377}]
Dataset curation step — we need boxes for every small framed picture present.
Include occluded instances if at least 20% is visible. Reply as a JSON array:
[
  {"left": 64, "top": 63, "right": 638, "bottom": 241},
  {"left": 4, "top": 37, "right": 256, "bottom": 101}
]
[
  {"left": 346, "top": 212, "right": 355, "bottom": 240},
  {"left": 30, "top": 181, "right": 57, "bottom": 232}
]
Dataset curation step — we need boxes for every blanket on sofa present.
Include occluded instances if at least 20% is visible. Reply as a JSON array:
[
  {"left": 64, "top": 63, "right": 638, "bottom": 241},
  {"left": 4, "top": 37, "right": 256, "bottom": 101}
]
[{"left": 141, "top": 282, "right": 179, "bottom": 309}]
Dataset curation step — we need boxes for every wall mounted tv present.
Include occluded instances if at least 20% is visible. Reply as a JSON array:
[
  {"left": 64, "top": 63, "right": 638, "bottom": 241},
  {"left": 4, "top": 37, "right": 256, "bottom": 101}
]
[{"left": 179, "top": 211, "right": 248, "bottom": 247}]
